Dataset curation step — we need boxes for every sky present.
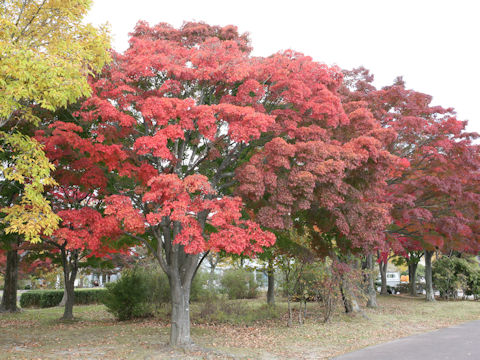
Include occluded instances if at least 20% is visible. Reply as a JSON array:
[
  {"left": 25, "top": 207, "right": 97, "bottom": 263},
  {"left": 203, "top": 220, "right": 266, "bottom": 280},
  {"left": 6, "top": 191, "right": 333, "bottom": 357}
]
[{"left": 85, "top": 0, "right": 480, "bottom": 133}]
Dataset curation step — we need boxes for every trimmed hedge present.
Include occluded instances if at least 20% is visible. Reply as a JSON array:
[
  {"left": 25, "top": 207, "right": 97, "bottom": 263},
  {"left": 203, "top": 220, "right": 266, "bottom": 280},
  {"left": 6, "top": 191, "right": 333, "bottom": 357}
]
[{"left": 20, "top": 288, "right": 107, "bottom": 308}]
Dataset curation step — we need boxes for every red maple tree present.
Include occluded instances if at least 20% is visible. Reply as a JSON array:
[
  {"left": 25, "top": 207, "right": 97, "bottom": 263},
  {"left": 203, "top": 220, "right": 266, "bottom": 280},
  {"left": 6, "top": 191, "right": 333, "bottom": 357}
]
[
  {"left": 235, "top": 57, "right": 399, "bottom": 260},
  {"left": 73, "top": 22, "right": 277, "bottom": 345},
  {"left": 36, "top": 113, "right": 128, "bottom": 319},
  {"left": 342, "top": 68, "right": 480, "bottom": 300}
]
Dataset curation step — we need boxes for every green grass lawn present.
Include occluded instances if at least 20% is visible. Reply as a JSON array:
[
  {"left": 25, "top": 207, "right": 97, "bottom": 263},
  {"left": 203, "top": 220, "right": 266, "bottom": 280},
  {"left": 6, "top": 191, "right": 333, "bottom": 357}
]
[{"left": 1, "top": 295, "right": 480, "bottom": 359}]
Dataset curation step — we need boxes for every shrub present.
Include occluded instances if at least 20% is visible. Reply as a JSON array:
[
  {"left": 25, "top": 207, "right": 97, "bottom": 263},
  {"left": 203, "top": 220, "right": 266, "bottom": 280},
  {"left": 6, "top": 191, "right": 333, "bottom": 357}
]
[
  {"left": 468, "top": 271, "right": 480, "bottom": 299},
  {"left": 290, "top": 261, "right": 342, "bottom": 323},
  {"left": 433, "top": 256, "right": 480, "bottom": 299},
  {"left": 103, "top": 268, "right": 157, "bottom": 320},
  {"left": 220, "top": 268, "right": 258, "bottom": 299},
  {"left": 144, "top": 267, "right": 211, "bottom": 303},
  {"left": 190, "top": 270, "right": 213, "bottom": 301},
  {"left": 103, "top": 267, "right": 210, "bottom": 320},
  {"left": 20, "top": 289, "right": 107, "bottom": 308},
  {"left": 293, "top": 263, "right": 326, "bottom": 301}
]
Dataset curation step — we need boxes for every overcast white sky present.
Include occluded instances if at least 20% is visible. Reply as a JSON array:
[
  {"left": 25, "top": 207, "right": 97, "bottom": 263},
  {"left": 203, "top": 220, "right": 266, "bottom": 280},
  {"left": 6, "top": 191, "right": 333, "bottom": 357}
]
[{"left": 85, "top": 0, "right": 479, "bottom": 133}]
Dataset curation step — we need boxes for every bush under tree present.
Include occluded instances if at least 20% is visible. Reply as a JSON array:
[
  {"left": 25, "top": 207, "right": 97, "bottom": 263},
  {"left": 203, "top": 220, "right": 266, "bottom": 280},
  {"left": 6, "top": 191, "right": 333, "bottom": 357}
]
[
  {"left": 220, "top": 268, "right": 258, "bottom": 300},
  {"left": 103, "top": 267, "right": 210, "bottom": 321},
  {"left": 433, "top": 256, "right": 480, "bottom": 300}
]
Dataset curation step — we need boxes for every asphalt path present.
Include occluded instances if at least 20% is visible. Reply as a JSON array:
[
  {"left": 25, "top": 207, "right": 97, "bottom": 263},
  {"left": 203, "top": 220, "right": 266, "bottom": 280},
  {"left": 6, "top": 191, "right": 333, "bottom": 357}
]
[{"left": 334, "top": 320, "right": 480, "bottom": 360}]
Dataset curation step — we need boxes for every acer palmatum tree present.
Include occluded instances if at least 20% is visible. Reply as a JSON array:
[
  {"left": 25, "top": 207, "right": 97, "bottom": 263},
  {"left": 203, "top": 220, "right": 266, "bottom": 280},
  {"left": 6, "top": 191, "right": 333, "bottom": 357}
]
[
  {"left": 343, "top": 68, "right": 480, "bottom": 301},
  {"left": 76, "top": 22, "right": 275, "bottom": 346},
  {"left": 36, "top": 118, "right": 127, "bottom": 320},
  {"left": 47, "top": 207, "right": 124, "bottom": 320},
  {"left": 235, "top": 61, "right": 399, "bottom": 310},
  {"left": 0, "top": 0, "right": 110, "bottom": 314},
  {"left": 390, "top": 241, "right": 424, "bottom": 296}
]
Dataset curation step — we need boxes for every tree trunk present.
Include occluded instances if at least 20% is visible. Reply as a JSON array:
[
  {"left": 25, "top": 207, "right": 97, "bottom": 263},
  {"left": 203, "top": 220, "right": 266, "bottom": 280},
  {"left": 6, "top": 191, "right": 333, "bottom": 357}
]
[
  {"left": 169, "top": 275, "right": 192, "bottom": 347},
  {"left": 379, "top": 260, "right": 388, "bottom": 295},
  {"left": 340, "top": 285, "right": 352, "bottom": 313},
  {"left": 425, "top": 250, "right": 435, "bottom": 302},
  {"left": 340, "top": 278, "right": 360, "bottom": 313},
  {"left": 150, "top": 218, "right": 208, "bottom": 346},
  {"left": 63, "top": 277, "right": 75, "bottom": 320},
  {"left": 0, "top": 249, "right": 19, "bottom": 312},
  {"left": 408, "top": 262, "right": 418, "bottom": 296},
  {"left": 298, "top": 300, "right": 303, "bottom": 324},
  {"left": 207, "top": 255, "right": 217, "bottom": 289},
  {"left": 266, "top": 259, "right": 275, "bottom": 306},
  {"left": 60, "top": 248, "right": 79, "bottom": 320},
  {"left": 366, "top": 254, "right": 377, "bottom": 308},
  {"left": 287, "top": 295, "right": 293, "bottom": 327},
  {"left": 207, "top": 267, "right": 215, "bottom": 289},
  {"left": 58, "top": 287, "right": 67, "bottom": 307}
]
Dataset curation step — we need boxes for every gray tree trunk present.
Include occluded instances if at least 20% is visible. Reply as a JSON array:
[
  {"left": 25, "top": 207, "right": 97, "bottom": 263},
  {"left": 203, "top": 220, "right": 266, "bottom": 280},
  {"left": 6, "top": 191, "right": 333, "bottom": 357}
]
[
  {"left": 287, "top": 295, "right": 293, "bottom": 327},
  {"left": 425, "top": 250, "right": 435, "bottom": 302},
  {"left": 267, "top": 272, "right": 275, "bottom": 305},
  {"left": 341, "top": 278, "right": 360, "bottom": 313},
  {"left": 366, "top": 254, "right": 377, "bottom": 308},
  {"left": 206, "top": 253, "right": 218, "bottom": 289},
  {"left": 63, "top": 276, "right": 75, "bottom": 320},
  {"left": 60, "top": 248, "right": 78, "bottom": 320},
  {"left": 378, "top": 260, "right": 388, "bottom": 295},
  {"left": 169, "top": 276, "right": 192, "bottom": 347},
  {"left": 151, "top": 220, "right": 203, "bottom": 347},
  {"left": 208, "top": 267, "right": 215, "bottom": 289},
  {"left": 58, "top": 287, "right": 67, "bottom": 307},
  {"left": 283, "top": 262, "right": 293, "bottom": 327},
  {"left": 0, "top": 249, "right": 19, "bottom": 312},
  {"left": 408, "top": 262, "right": 418, "bottom": 296},
  {"left": 298, "top": 300, "right": 303, "bottom": 324},
  {"left": 266, "top": 259, "right": 275, "bottom": 306}
]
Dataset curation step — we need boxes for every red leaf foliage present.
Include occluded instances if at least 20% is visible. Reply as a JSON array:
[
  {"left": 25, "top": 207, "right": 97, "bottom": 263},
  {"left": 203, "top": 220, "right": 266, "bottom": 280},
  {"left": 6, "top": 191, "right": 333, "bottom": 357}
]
[{"left": 342, "top": 67, "right": 480, "bottom": 254}]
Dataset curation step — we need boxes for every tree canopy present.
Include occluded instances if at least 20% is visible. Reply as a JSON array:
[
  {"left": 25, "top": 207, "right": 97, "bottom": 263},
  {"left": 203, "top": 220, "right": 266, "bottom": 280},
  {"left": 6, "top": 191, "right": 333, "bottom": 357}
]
[{"left": 0, "top": 0, "right": 110, "bottom": 242}]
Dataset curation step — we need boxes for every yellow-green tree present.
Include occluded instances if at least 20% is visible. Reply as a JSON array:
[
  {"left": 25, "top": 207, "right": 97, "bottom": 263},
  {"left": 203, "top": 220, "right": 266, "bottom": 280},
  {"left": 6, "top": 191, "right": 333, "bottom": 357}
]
[
  {"left": 0, "top": 0, "right": 110, "bottom": 242},
  {"left": 0, "top": 0, "right": 110, "bottom": 312}
]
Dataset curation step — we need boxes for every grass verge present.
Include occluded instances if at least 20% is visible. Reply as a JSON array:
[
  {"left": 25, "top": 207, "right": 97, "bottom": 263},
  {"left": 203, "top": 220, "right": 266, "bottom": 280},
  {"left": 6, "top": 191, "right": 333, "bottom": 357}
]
[{"left": 1, "top": 295, "right": 479, "bottom": 359}]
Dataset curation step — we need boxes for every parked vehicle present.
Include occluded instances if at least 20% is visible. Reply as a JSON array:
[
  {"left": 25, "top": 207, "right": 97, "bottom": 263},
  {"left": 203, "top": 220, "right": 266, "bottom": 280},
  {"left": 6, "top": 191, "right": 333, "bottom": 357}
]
[{"left": 376, "top": 271, "right": 401, "bottom": 294}]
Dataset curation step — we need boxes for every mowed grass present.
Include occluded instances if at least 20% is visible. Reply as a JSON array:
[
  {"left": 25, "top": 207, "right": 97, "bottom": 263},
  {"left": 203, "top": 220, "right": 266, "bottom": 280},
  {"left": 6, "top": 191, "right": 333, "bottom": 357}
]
[{"left": 1, "top": 295, "right": 480, "bottom": 359}]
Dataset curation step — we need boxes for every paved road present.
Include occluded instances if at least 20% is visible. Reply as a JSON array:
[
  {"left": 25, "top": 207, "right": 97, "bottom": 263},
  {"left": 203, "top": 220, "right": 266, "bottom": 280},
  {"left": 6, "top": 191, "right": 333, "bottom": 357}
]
[{"left": 335, "top": 320, "right": 480, "bottom": 360}]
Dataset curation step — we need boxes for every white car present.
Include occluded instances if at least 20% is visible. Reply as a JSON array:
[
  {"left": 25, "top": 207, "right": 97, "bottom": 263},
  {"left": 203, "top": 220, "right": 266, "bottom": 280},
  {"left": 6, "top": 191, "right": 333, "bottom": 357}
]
[{"left": 376, "top": 272, "right": 401, "bottom": 294}]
